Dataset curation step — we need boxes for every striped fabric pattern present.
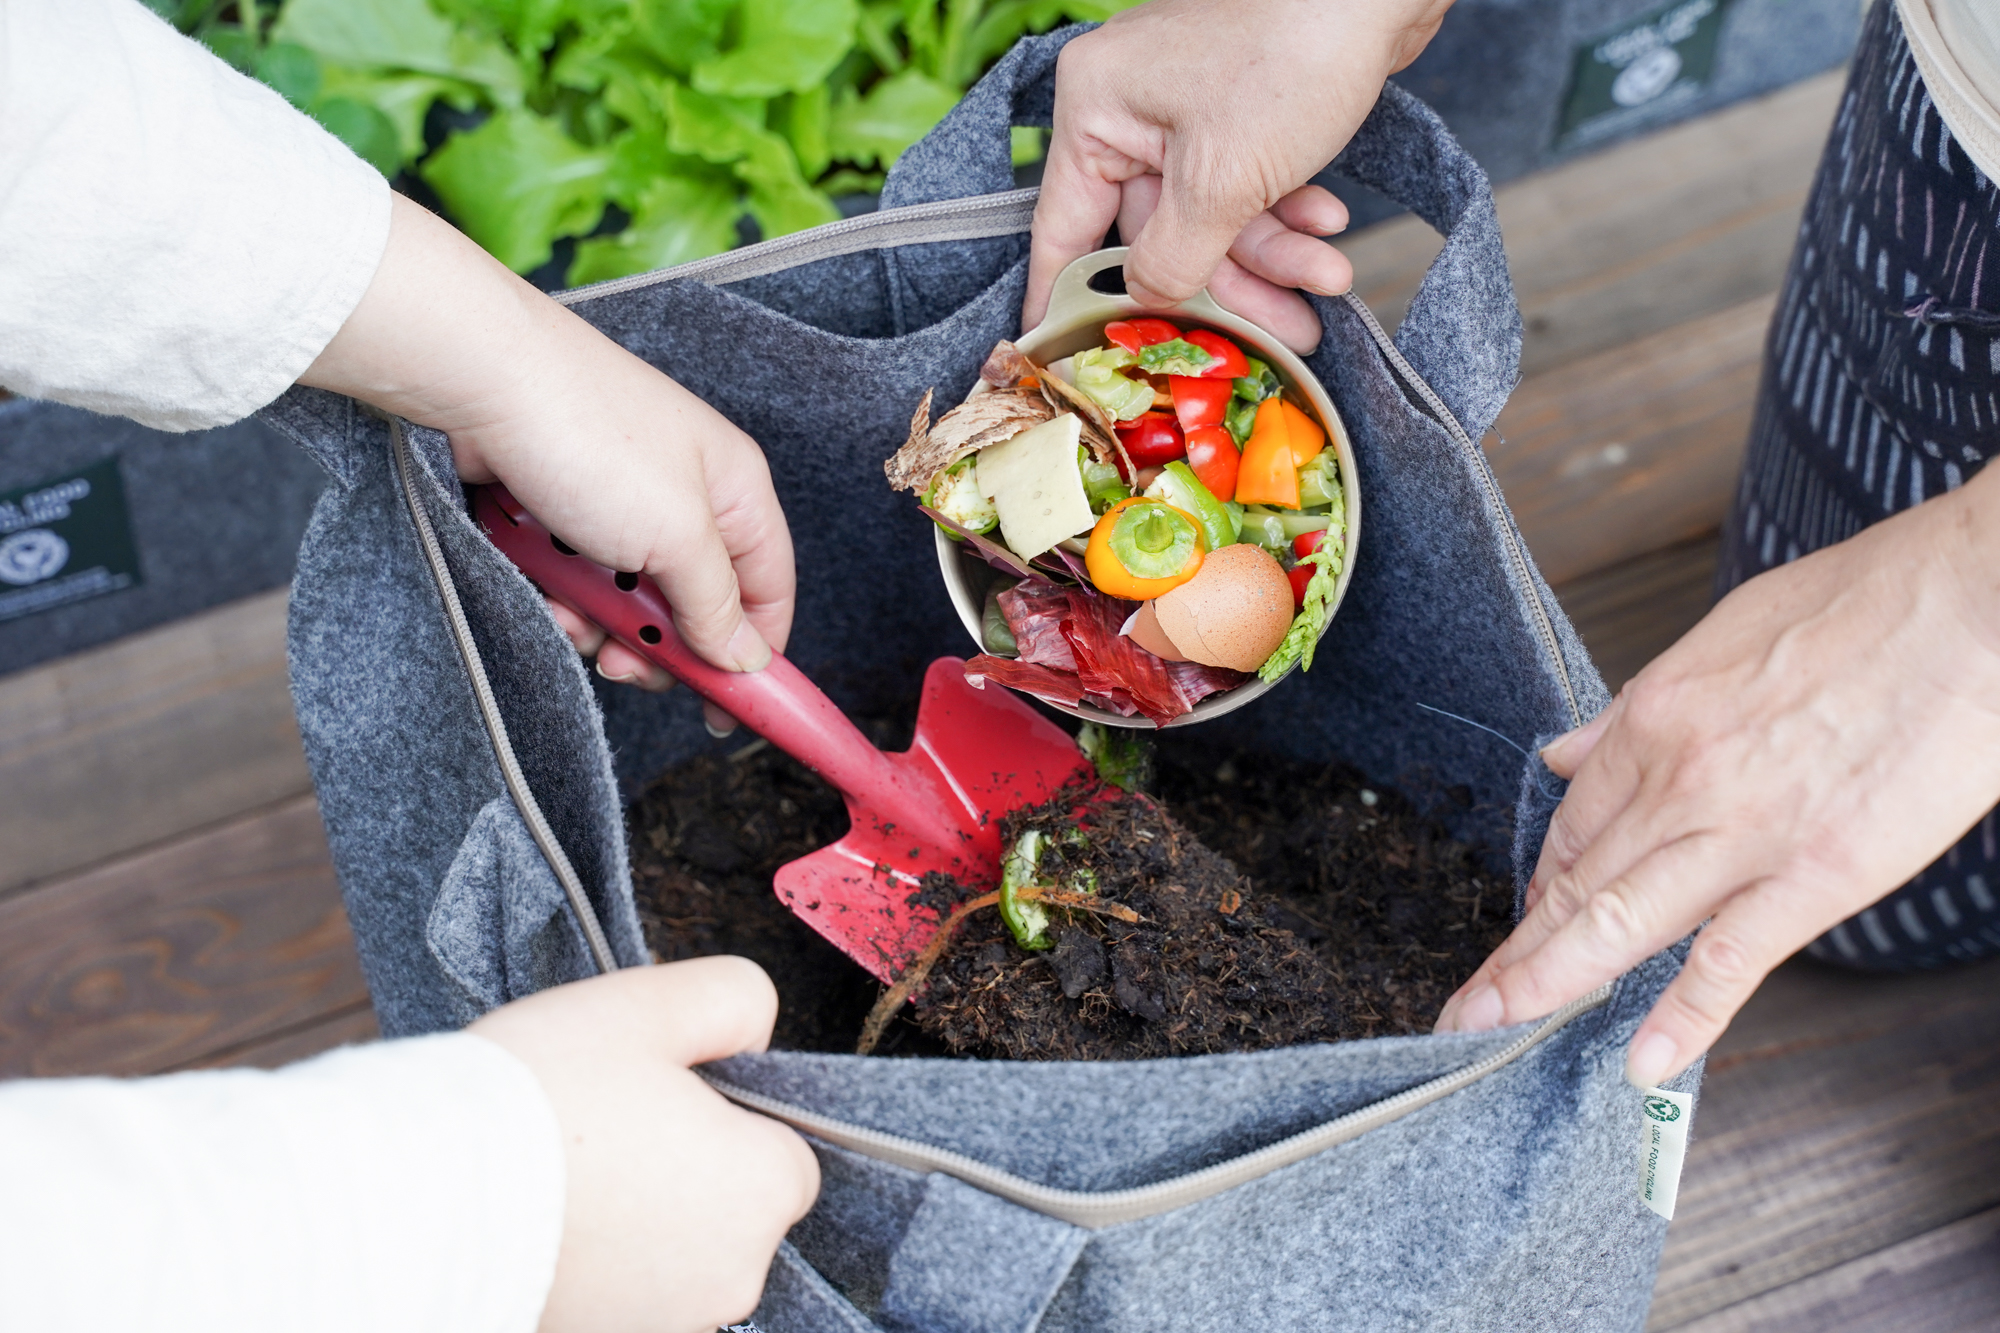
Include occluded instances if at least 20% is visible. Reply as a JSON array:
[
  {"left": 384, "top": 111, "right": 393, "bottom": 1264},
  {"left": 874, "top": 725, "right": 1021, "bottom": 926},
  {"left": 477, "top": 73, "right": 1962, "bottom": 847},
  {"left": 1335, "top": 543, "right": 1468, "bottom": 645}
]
[{"left": 1721, "top": 0, "right": 2000, "bottom": 969}]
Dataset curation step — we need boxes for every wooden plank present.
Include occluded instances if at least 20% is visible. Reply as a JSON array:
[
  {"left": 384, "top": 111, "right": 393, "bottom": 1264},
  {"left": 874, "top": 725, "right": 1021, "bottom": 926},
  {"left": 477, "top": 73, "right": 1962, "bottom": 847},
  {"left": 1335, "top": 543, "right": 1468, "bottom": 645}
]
[
  {"left": 1667, "top": 1206, "right": 2000, "bottom": 1333},
  {"left": 0, "top": 795, "right": 369, "bottom": 1078},
  {"left": 180, "top": 1001, "right": 379, "bottom": 1071},
  {"left": 1492, "top": 297, "right": 1768, "bottom": 586},
  {"left": 1342, "top": 71, "right": 1838, "bottom": 378},
  {"left": 0, "top": 588, "right": 312, "bottom": 897},
  {"left": 1647, "top": 953, "right": 2000, "bottom": 1328},
  {"left": 1553, "top": 535, "right": 1720, "bottom": 694}
]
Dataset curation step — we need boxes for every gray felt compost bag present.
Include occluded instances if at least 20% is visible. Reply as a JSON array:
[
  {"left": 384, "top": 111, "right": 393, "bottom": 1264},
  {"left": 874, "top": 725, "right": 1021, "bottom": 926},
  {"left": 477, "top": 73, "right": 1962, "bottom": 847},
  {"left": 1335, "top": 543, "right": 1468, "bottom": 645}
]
[{"left": 262, "top": 28, "right": 1699, "bottom": 1332}]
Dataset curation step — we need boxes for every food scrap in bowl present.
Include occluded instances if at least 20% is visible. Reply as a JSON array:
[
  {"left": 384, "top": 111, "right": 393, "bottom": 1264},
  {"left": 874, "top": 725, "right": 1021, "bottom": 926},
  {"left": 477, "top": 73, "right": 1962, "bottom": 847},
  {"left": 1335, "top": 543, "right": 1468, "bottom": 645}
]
[{"left": 885, "top": 320, "right": 1348, "bottom": 725}]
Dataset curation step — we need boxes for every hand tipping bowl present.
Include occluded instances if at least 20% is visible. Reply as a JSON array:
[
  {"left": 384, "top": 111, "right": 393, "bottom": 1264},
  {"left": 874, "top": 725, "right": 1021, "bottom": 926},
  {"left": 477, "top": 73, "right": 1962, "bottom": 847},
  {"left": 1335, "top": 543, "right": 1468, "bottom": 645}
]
[{"left": 934, "top": 247, "right": 1363, "bottom": 729}]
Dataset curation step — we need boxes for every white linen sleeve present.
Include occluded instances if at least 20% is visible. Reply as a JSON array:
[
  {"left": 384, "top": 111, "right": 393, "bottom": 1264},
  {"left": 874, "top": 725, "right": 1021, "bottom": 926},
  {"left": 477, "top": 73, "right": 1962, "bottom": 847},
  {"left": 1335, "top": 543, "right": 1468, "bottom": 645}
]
[
  {"left": 0, "top": 1033, "right": 566, "bottom": 1333},
  {"left": 0, "top": 0, "right": 391, "bottom": 431}
]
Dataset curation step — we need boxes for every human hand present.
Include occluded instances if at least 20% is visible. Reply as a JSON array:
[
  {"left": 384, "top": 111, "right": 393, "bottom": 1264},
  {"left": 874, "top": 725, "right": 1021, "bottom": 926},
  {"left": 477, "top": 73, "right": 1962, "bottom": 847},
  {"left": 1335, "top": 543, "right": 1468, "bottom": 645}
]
[
  {"left": 470, "top": 956, "right": 820, "bottom": 1333},
  {"left": 1434, "top": 469, "right": 2000, "bottom": 1087},
  {"left": 302, "top": 194, "right": 792, "bottom": 734},
  {"left": 1024, "top": 0, "right": 1453, "bottom": 352}
]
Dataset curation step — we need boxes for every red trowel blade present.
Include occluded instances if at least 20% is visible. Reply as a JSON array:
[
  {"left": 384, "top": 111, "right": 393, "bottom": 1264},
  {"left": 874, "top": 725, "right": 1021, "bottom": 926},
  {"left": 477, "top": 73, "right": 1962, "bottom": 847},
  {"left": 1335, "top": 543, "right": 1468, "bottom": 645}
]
[{"left": 775, "top": 659, "right": 1089, "bottom": 982}]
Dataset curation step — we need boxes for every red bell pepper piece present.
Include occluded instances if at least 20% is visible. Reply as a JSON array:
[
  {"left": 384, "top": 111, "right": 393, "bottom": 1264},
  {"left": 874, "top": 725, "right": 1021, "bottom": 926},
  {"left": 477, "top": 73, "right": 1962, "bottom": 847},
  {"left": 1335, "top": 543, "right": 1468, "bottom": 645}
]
[
  {"left": 1169, "top": 376, "right": 1232, "bottom": 430},
  {"left": 1287, "top": 562, "right": 1316, "bottom": 610},
  {"left": 1114, "top": 411, "right": 1187, "bottom": 471},
  {"left": 1103, "top": 317, "right": 1184, "bottom": 354},
  {"left": 1184, "top": 329, "right": 1250, "bottom": 379},
  {"left": 1183, "top": 425, "right": 1239, "bottom": 505}
]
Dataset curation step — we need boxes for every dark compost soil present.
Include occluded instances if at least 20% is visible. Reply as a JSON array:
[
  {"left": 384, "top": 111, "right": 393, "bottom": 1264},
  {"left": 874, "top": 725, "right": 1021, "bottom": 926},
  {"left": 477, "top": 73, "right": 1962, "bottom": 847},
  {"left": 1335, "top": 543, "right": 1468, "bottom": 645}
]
[{"left": 629, "top": 729, "right": 1514, "bottom": 1060}]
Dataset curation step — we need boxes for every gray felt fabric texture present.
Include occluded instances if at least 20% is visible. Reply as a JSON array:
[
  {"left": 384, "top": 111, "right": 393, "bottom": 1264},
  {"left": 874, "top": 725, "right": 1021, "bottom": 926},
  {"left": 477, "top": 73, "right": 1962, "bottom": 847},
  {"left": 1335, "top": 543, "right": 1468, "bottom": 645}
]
[
  {"left": 265, "top": 26, "right": 1692, "bottom": 1330},
  {"left": 0, "top": 400, "right": 324, "bottom": 671}
]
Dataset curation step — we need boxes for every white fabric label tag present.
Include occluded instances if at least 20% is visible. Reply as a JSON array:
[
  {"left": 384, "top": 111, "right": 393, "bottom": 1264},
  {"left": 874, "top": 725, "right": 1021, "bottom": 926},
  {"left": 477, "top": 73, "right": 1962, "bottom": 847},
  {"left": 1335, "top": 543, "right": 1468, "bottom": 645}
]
[{"left": 1636, "top": 1086, "right": 1693, "bottom": 1220}]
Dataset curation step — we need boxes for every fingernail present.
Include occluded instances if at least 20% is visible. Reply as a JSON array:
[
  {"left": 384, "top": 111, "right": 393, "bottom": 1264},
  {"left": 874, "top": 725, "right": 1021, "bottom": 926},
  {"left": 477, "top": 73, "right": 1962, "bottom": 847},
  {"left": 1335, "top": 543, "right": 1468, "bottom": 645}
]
[
  {"left": 1453, "top": 983, "right": 1504, "bottom": 1033},
  {"left": 727, "top": 621, "right": 771, "bottom": 673},
  {"left": 595, "top": 660, "right": 636, "bottom": 686},
  {"left": 704, "top": 716, "right": 737, "bottom": 740},
  {"left": 1626, "top": 1031, "right": 1679, "bottom": 1088}
]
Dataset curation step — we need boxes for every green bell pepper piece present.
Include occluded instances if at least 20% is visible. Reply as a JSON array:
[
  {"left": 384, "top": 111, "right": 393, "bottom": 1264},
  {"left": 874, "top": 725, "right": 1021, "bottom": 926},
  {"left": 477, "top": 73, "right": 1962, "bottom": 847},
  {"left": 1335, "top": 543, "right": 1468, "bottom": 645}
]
[
  {"left": 1108, "top": 501, "right": 1201, "bottom": 579},
  {"left": 999, "top": 829, "right": 1052, "bottom": 950},
  {"left": 1143, "top": 460, "right": 1239, "bottom": 551},
  {"left": 1073, "top": 346, "right": 1154, "bottom": 421},
  {"left": 1298, "top": 450, "right": 1341, "bottom": 510}
]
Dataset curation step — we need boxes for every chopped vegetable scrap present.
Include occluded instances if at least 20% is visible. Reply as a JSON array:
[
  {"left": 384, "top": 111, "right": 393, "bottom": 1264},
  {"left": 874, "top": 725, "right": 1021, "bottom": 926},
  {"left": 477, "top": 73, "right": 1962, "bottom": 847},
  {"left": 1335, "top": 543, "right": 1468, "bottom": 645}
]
[{"left": 887, "top": 320, "right": 1349, "bottom": 723}]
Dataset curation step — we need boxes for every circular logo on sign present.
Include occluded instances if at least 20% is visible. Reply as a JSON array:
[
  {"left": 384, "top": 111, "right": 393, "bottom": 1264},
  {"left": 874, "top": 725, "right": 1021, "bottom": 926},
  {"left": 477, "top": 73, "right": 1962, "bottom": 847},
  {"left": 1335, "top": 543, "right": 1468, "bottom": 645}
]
[
  {"left": 1642, "top": 1095, "right": 1682, "bottom": 1123},
  {"left": 0, "top": 529, "right": 70, "bottom": 586},
  {"left": 1612, "top": 47, "right": 1683, "bottom": 107}
]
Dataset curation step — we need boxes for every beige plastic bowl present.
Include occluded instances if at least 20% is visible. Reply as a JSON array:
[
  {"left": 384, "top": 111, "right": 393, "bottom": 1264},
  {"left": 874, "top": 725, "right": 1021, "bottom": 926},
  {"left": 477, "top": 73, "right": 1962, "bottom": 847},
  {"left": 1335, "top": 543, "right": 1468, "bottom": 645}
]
[{"left": 935, "top": 247, "right": 1362, "bottom": 729}]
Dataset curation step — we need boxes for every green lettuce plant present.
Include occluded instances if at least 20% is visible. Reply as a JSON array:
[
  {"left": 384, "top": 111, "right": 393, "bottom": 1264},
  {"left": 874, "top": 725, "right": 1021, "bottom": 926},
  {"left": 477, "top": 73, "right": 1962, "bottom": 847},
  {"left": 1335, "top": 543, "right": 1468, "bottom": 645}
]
[{"left": 147, "top": 0, "right": 1134, "bottom": 285}]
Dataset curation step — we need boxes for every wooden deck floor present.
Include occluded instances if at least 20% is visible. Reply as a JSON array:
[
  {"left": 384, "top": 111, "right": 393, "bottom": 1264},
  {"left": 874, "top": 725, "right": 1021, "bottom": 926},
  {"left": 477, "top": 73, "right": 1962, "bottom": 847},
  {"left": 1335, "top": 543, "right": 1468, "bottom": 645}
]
[{"left": 4, "top": 69, "right": 1997, "bottom": 1329}]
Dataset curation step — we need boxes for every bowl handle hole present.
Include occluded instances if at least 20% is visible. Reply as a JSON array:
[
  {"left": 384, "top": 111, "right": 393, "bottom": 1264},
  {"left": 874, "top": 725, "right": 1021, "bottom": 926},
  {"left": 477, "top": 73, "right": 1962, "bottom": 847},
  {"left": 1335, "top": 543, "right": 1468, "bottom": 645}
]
[{"left": 1086, "top": 265, "right": 1127, "bottom": 296}]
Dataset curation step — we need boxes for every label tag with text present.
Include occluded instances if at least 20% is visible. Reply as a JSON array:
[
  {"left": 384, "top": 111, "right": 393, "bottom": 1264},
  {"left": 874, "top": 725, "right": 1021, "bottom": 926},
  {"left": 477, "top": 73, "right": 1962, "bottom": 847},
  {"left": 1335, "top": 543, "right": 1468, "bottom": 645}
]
[{"left": 1637, "top": 1086, "right": 1693, "bottom": 1219}]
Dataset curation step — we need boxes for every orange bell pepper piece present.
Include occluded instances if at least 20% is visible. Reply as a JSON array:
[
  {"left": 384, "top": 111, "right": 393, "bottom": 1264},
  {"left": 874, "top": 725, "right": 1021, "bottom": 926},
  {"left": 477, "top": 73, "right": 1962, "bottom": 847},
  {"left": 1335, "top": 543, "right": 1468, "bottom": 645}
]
[
  {"left": 1234, "top": 400, "right": 1300, "bottom": 508},
  {"left": 1084, "top": 497, "right": 1206, "bottom": 600},
  {"left": 1281, "top": 401, "right": 1324, "bottom": 466}
]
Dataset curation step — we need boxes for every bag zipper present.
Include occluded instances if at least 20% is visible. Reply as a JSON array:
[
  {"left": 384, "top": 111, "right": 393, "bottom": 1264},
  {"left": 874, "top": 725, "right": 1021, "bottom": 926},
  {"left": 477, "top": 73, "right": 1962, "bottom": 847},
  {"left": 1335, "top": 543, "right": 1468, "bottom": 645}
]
[{"left": 703, "top": 981, "right": 1613, "bottom": 1230}]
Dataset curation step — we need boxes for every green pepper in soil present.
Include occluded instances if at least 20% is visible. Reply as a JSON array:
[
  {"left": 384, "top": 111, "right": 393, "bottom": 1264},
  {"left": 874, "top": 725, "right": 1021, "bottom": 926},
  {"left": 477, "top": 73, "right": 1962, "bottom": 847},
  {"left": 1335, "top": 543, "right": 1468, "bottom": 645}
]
[
  {"left": 1079, "top": 446, "right": 1131, "bottom": 514},
  {"left": 1108, "top": 500, "right": 1202, "bottom": 579},
  {"left": 1143, "top": 460, "right": 1239, "bottom": 551},
  {"left": 1073, "top": 346, "right": 1154, "bottom": 421},
  {"left": 999, "top": 828, "right": 1052, "bottom": 950},
  {"left": 925, "top": 459, "right": 998, "bottom": 535},
  {"left": 1297, "top": 450, "right": 1341, "bottom": 511},
  {"left": 1136, "top": 338, "right": 1220, "bottom": 377},
  {"left": 981, "top": 585, "right": 1018, "bottom": 655}
]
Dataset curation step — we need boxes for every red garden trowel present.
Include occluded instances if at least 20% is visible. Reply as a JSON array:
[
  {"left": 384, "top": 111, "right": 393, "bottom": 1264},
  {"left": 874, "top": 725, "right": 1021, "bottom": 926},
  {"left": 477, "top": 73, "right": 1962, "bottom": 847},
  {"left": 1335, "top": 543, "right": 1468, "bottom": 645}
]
[{"left": 473, "top": 484, "right": 1090, "bottom": 983}]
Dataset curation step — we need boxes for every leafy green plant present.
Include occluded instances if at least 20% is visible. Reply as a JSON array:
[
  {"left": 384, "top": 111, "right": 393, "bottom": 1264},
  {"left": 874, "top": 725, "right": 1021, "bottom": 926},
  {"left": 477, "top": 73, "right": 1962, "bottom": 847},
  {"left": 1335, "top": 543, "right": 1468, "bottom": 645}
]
[{"left": 149, "top": 0, "right": 1135, "bottom": 286}]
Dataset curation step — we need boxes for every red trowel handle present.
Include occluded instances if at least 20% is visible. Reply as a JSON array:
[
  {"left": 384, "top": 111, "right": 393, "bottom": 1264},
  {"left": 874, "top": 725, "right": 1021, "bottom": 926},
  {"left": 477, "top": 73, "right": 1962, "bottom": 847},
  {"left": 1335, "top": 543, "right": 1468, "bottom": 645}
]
[{"left": 472, "top": 484, "right": 900, "bottom": 801}]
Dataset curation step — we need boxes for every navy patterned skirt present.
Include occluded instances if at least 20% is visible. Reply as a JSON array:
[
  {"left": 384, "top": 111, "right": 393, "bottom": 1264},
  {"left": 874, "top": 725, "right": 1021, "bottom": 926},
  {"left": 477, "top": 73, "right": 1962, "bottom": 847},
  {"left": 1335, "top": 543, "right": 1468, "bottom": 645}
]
[{"left": 1720, "top": 0, "right": 2000, "bottom": 969}]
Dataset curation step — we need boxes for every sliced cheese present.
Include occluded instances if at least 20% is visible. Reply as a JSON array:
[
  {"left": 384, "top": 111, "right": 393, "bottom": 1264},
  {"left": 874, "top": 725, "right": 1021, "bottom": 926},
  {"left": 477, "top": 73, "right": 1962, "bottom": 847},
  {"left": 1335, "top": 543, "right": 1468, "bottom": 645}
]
[{"left": 974, "top": 413, "right": 1093, "bottom": 560}]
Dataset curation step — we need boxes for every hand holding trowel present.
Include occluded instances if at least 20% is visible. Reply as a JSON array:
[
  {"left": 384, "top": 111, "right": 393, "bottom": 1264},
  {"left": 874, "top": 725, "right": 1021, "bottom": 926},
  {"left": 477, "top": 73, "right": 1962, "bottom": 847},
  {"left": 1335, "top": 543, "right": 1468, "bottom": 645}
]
[{"left": 473, "top": 483, "right": 1089, "bottom": 983}]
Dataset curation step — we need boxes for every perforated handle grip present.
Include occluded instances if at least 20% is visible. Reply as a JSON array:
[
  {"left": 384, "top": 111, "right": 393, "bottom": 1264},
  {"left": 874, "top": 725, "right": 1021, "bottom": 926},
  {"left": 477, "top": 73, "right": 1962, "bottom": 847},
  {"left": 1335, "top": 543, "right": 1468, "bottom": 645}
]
[{"left": 473, "top": 484, "right": 900, "bottom": 800}]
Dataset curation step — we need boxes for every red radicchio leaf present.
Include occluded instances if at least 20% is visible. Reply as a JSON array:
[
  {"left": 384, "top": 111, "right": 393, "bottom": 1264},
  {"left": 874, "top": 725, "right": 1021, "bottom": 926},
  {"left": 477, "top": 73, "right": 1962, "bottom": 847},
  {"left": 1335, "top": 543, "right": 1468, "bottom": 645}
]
[
  {"left": 997, "top": 581, "right": 1079, "bottom": 672},
  {"left": 1059, "top": 588, "right": 1202, "bottom": 726},
  {"left": 920, "top": 505, "right": 1037, "bottom": 581},
  {"left": 963, "top": 654, "right": 1085, "bottom": 706},
  {"left": 1167, "top": 659, "right": 1249, "bottom": 709}
]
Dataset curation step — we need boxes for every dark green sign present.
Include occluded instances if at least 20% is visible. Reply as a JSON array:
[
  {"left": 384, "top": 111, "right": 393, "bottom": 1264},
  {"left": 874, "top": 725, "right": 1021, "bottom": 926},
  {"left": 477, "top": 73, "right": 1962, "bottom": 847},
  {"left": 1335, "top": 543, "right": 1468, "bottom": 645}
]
[
  {"left": 1557, "top": 0, "right": 1732, "bottom": 149},
  {"left": 0, "top": 457, "right": 142, "bottom": 623}
]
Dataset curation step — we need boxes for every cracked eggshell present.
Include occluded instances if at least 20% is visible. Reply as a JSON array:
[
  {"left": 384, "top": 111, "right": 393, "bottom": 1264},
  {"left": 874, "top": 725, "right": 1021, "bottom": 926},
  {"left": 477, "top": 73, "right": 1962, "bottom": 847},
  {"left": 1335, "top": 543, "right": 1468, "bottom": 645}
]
[
  {"left": 1151, "top": 544, "right": 1294, "bottom": 672},
  {"left": 1123, "top": 600, "right": 1188, "bottom": 661}
]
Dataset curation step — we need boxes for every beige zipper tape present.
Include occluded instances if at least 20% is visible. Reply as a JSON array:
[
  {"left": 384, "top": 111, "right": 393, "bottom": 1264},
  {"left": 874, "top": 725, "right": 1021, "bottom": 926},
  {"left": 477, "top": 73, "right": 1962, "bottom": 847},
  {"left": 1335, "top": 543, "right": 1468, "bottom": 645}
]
[
  {"left": 555, "top": 187, "right": 1043, "bottom": 304},
  {"left": 1336, "top": 293, "right": 1583, "bottom": 730},
  {"left": 388, "top": 418, "right": 621, "bottom": 974},
  {"left": 704, "top": 981, "right": 1613, "bottom": 1230}
]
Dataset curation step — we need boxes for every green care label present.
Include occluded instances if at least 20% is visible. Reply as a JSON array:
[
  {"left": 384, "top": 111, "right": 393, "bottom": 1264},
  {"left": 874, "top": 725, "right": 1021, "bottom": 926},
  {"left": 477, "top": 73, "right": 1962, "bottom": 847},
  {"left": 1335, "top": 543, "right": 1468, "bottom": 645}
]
[
  {"left": 0, "top": 458, "right": 142, "bottom": 624},
  {"left": 1556, "top": 0, "right": 1732, "bottom": 150}
]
